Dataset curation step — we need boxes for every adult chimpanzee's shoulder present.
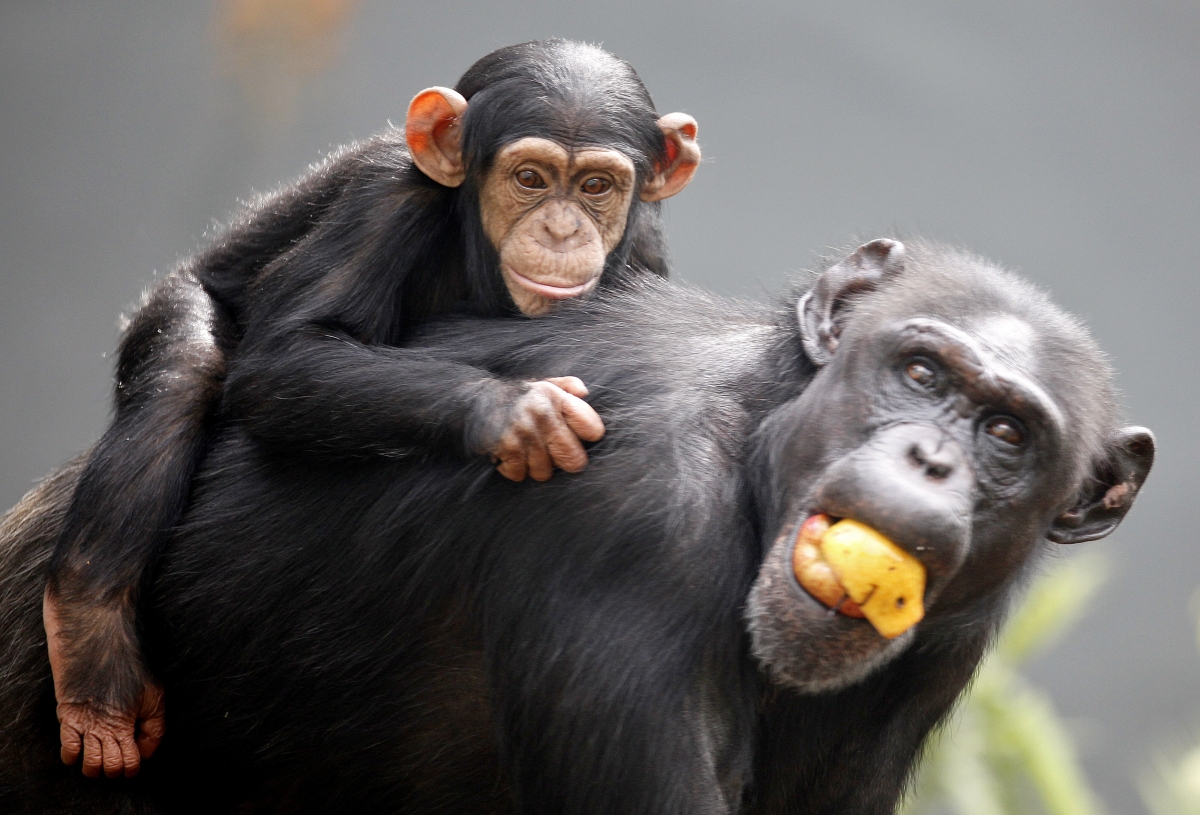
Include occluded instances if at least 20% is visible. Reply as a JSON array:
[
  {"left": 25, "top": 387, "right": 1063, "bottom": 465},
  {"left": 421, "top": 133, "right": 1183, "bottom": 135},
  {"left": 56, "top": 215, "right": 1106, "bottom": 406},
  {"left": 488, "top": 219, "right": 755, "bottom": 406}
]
[{"left": 415, "top": 277, "right": 786, "bottom": 380}]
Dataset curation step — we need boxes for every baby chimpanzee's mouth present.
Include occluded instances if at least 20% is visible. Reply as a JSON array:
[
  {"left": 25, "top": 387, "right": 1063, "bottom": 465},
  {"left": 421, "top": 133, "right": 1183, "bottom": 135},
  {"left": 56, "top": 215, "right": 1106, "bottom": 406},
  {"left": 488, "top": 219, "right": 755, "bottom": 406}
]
[
  {"left": 503, "top": 265, "right": 600, "bottom": 299},
  {"left": 791, "top": 513, "right": 927, "bottom": 639}
]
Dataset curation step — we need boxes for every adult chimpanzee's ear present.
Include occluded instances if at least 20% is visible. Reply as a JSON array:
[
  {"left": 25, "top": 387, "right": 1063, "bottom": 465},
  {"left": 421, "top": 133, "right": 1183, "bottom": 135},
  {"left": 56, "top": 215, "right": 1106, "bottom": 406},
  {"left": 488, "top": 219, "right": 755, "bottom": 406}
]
[
  {"left": 797, "top": 239, "right": 906, "bottom": 367},
  {"left": 640, "top": 113, "right": 700, "bottom": 202},
  {"left": 406, "top": 87, "right": 469, "bottom": 188},
  {"left": 1048, "top": 427, "right": 1156, "bottom": 544}
]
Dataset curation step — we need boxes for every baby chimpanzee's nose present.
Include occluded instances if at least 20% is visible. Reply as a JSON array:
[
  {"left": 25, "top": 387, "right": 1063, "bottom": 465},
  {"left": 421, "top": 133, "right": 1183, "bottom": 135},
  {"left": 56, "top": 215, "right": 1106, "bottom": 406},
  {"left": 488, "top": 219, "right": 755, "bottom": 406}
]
[{"left": 536, "top": 201, "right": 588, "bottom": 250}]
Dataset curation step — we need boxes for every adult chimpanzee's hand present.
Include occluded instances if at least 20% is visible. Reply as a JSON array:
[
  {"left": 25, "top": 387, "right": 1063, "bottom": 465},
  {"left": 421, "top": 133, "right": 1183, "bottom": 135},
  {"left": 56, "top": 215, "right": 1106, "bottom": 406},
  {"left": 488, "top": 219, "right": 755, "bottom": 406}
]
[{"left": 490, "top": 377, "right": 605, "bottom": 482}]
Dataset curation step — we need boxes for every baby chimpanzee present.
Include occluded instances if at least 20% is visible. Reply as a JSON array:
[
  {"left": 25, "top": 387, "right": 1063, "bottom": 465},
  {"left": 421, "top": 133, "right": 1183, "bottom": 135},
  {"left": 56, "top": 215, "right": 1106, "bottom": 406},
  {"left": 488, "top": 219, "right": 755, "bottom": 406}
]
[{"left": 43, "top": 39, "right": 700, "bottom": 779}]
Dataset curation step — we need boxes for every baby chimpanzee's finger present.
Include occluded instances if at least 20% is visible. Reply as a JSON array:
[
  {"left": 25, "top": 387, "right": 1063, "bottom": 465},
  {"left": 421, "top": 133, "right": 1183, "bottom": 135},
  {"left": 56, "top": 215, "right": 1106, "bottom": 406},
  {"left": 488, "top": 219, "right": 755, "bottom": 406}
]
[
  {"left": 557, "top": 392, "right": 605, "bottom": 443},
  {"left": 59, "top": 722, "right": 82, "bottom": 766},
  {"left": 101, "top": 734, "right": 125, "bottom": 778},
  {"left": 81, "top": 733, "right": 104, "bottom": 778},
  {"left": 118, "top": 731, "right": 141, "bottom": 777},
  {"left": 545, "top": 376, "right": 589, "bottom": 398},
  {"left": 135, "top": 681, "right": 166, "bottom": 758},
  {"left": 136, "top": 715, "right": 165, "bottom": 758},
  {"left": 541, "top": 413, "right": 589, "bottom": 474},
  {"left": 496, "top": 450, "right": 528, "bottom": 482},
  {"left": 525, "top": 437, "right": 555, "bottom": 482}
]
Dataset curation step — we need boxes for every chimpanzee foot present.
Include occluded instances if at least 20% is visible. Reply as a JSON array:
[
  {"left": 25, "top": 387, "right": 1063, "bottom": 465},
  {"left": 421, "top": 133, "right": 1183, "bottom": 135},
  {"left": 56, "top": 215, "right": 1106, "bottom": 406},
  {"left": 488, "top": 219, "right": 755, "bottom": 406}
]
[
  {"left": 56, "top": 680, "right": 165, "bottom": 778},
  {"left": 43, "top": 588, "right": 166, "bottom": 777}
]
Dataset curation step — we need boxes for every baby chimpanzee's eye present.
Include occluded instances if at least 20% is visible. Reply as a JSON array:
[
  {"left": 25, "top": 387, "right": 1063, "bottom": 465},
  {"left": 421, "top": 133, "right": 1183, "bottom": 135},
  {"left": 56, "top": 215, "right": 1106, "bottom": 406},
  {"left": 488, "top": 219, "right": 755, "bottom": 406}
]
[
  {"left": 984, "top": 416, "right": 1025, "bottom": 447},
  {"left": 516, "top": 169, "right": 547, "bottom": 189},
  {"left": 581, "top": 177, "right": 611, "bottom": 195}
]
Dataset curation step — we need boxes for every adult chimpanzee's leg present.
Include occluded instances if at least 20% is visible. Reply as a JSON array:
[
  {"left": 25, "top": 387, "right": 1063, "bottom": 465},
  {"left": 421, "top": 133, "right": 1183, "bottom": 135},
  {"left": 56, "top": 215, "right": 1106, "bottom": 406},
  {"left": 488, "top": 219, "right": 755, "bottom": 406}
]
[{"left": 1, "top": 457, "right": 82, "bottom": 769}]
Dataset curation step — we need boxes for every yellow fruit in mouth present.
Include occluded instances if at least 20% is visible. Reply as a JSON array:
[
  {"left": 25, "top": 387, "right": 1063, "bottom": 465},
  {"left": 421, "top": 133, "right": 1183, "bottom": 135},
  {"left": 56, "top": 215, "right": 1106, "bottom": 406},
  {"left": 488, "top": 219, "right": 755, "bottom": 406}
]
[
  {"left": 792, "top": 514, "right": 864, "bottom": 617},
  {"left": 818, "top": 519, "right": 925, "bottom": 639}
]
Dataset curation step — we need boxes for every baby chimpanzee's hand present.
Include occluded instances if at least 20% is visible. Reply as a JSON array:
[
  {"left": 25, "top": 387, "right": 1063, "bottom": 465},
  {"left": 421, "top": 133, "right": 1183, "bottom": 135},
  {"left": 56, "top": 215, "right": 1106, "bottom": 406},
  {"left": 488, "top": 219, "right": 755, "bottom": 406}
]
[{"left": 489, "top": 377, "right": 606, "bottom": 482}]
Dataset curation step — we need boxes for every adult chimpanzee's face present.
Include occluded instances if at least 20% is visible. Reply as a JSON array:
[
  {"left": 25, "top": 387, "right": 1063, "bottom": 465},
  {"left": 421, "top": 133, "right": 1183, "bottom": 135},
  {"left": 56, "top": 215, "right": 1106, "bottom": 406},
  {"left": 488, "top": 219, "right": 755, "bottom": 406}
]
[
  {"left": 478, "top": 138, "right": 637, "bottom": 316},
  {"left": 747, "top": 240, "right": 1154, "bottom": 693}
]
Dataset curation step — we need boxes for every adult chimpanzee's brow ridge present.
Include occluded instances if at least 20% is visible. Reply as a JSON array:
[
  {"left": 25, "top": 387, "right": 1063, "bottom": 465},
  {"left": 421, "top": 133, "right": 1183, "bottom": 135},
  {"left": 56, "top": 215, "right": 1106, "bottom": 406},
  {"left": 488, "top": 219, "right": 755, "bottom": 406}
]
[{"left": 892, "top": 317, "right": 1066, "bottom": 437}]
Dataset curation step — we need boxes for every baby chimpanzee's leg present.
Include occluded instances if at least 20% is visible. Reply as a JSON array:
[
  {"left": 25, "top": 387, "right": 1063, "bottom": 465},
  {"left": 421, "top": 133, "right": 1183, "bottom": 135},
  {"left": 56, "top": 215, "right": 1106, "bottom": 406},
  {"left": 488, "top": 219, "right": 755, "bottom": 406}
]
[{"left": 45, "top": 270, "right": 224, "bottom": 778}]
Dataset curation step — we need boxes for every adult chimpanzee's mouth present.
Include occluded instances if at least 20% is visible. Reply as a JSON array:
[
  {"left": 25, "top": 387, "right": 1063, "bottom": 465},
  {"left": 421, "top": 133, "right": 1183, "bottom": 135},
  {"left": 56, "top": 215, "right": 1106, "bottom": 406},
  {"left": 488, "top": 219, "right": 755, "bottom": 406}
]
[
  {"left": 790, "top": 512, "right": 927, "bottom": 640},
  {"left": 503, "top": 266, "right": 600, "bottom": 300},
  {"left": 746, "top": 507, "right": 928, "bottom": 694},
  {"left": 791, "top": 513, "right": 866, "bottom": 619}
]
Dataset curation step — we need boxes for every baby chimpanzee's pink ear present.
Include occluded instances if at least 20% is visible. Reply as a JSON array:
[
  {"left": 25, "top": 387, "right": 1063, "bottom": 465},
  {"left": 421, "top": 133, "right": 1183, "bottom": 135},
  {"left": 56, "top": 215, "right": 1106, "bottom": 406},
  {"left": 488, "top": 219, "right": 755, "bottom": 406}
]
[
  {"left": 406, "top": 87, "right": 469, "bottom": 187},
  {"left": 640, "top": 113, "right": 700, "bottom": 202}
]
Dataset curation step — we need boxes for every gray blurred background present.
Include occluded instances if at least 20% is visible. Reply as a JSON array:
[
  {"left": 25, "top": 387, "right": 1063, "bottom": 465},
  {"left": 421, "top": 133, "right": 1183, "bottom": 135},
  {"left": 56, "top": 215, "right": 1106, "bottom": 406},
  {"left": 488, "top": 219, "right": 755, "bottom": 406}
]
[{"left": 1, "top": 1, "right": 1196, "bottom": 811}]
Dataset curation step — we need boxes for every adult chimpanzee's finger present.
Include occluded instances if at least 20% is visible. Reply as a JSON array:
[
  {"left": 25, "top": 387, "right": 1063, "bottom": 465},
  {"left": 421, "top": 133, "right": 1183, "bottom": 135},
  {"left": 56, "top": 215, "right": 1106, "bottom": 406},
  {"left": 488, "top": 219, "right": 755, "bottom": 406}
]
[
  {"left": 81, "top": 733, "right": 103, "bottom": 777},
  {"left": 59, "top": 722, "right": 82, "bottom": 766},
  {"left": 545, "top": 376, "right": 589, "bottom": 398},
  {"left": 118, "top": 731, "right": 141, "bottom": 777},
  {"left": 557, "top": 392, "right": 606, "bottom": 443}
]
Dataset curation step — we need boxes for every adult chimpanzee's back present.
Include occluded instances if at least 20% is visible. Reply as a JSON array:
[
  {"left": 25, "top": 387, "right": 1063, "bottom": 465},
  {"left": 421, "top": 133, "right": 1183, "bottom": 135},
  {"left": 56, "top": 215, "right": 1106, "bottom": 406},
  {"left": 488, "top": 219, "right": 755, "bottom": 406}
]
[{"left": 0, "top": 240, "right": 1154, "bottom": 814}]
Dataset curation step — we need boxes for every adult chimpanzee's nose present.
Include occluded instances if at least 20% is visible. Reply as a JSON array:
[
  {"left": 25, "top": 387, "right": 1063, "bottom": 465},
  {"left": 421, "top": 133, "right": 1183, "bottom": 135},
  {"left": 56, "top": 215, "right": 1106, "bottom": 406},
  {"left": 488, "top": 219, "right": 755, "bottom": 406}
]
[
  {"left": 813, "top": 421, "right": 974, "bottom": 588},
  {"left": 906, "top": 434, "right": 961, "bottom": 482}
]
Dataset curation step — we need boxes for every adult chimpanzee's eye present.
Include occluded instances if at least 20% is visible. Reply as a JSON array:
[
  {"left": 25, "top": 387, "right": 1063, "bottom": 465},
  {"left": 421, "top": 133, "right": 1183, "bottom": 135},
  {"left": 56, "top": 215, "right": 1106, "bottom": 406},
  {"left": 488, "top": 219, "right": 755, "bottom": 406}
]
[
  {"left": 904, "top": 359, "right": 938, "bottom": 388},
  {"left": 516, "top": 169, "right": 547, "bottom": 189},
  {"left": 984, "top": 416, "right": 1025, "bottom": 447},
  {"left": 581, "top": 177, "right": 611, "bottom": 195}
]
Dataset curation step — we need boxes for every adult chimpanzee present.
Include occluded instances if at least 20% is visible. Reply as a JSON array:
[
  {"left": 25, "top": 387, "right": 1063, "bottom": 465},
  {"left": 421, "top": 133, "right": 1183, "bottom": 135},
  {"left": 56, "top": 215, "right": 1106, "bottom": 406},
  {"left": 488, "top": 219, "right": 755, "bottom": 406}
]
[
  {"left": 0, "top": 239, "right": 1153, "bottom": 813},
  {"left": 41, "top": 39, "right": 700, "bottom": 779}
]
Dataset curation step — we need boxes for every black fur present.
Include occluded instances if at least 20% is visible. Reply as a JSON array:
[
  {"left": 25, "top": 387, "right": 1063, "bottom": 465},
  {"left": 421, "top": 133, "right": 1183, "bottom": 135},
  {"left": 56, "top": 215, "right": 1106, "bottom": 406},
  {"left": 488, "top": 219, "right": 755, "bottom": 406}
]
[
  {"left": 44, "top": 39, "right": 675, "bottom": 713},
  {"left": 0, "top": 241, "right": 1151, "bottom": 813}
]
